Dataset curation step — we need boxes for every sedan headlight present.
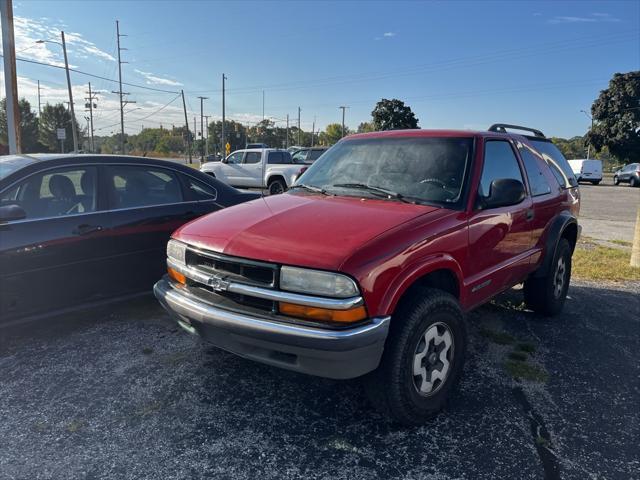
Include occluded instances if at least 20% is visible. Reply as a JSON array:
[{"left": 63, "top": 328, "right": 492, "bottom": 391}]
[
  {"left": 167, "top": 239, "right": 186, "bottom": 265},
  {"left": 280, "top": 266, "right": 359, "bottom": 298}
]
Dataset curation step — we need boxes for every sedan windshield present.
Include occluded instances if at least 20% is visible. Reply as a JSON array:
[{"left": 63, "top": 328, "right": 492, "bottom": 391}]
[{"left": 295, "top": 137, "right": 473, "bottom": 205}]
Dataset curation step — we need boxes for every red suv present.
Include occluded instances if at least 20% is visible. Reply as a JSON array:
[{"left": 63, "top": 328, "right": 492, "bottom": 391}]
[{"left": 155, "top": 124, "right": 580, "bottom": 425}]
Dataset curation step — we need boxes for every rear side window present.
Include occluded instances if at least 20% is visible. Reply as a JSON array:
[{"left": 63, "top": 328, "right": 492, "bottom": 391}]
[
  {"left": 518, "top": 144, "right": 552, "bottom": 196},
  {"left": 106, "top": 165, "right": 182, "bottom": 209},
  {"left": 480, "top": 141, "right": 524, "bottom": 197},
  {"left": 530, "top": 140, "right": 578, "bottom": 188},
  {"left": 308, "top": 149, "right": 325, "bottom": 161},
  {"left": 268, "top": 151, "right": 292, "bottom": 164},
  {"left": 244, "top": 152, "right": 262, "bottom": 164},
  {"left": 183, "top": 175, "right": 217, "bottom": 201}
]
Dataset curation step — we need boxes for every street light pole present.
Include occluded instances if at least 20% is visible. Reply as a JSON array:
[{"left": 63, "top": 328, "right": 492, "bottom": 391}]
[
  {"left": 60, "top": 31, "right": 78, "bottom": 152},
  {"left": 221, "top": 74, "right": 227, "bottom": 158},
  {"left": 197, "top": 96, "right": 208, "bottom": 162},
  {"left": 1, "top": 0, "right": 21, "bottom": 153},
  {"left": 339, "top": 106, "right": 348, "bottom": 138},
  {"left": 580, "top": 109, "right": 594, "bottom": 159}
]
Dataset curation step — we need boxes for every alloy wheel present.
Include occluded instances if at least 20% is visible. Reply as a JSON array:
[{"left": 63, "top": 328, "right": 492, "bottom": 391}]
[{"left": 412, "top": 322, "right": 454, "bottom": 397}]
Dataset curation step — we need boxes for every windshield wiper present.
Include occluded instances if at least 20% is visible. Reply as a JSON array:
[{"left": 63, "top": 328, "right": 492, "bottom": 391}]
[
  {"left": 331, "top": 183, "right": 414, "bottom": 203},
  {"left": 290, "top": 183, "right": 329, "bottom": 195}
]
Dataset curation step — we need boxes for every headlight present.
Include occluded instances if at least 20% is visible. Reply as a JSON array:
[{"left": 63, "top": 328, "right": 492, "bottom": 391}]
[
  {"left": 167, "top": 239, "right": 186, "bottom": 265},
  {"left": 280, "top": 266, "right": 359, "bottom": 298}
]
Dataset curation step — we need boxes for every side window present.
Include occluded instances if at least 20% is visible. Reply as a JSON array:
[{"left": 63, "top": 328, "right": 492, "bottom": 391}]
[
  {"left": 518, "top": 144, "right": 552, "bottom": 196},
  {"left": 105, "top": 165, "right": 183, "bottom": 209},
  {"left": 226, "top": 152, "right": 243, "bottom": 164},
  {"left": 292, "top": 150, "right": 308, "bottom": 163},
  {"left": 183, "top": 175, "right": 217, "bottom": 201},
  {"left": 244, "top": 152, "right": 262, "bottom": 164},
  {"left": 0, "top": 166, "right": 97, "bottom": 220},
  {"left": 268, "top": 151, "right": 291, "bottom": 164},
  {"left": 309, "top": 150, "right": 324, "bottom": 161},
  {"left": 480, "top": 141, "right": 524, "bottom": 198},
  {"left": 529, "top": 139, "right": 578, "bottom": 188}
]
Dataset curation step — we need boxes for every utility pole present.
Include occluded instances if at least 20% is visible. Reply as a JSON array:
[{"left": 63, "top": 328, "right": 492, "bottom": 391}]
[
  {"left": 1, "top": 0, "right": 21, "bottom": 153},
  {"left": 37, "top": 80, "right": 42, "bottom": 115},
  {"left": 180, "top": 89, "right": 192, "bottom": 164},
  {"left": 114, "top": 20, "right": 135, "bottom": 154},
  {"left": 85, "top": 82, "right": 96, "bottom": 153},
  {"left": 286, "top": 114, "right": 289, "bottom": 149},
  {"left": 297, "top": 107, "right": 301, "bottom": 145},
  {"left": 311, "top": 117, "right": 315, "bottom": 147},
  {"left": 193, "top": 116, "right": 197, "bottom": 150},
  {"left": 339, "top": 106, "right": 348, "bottom": 138},
  {"left": 262, "top": 90, "right": 265, "bottom": 120},
  {"left": 204, "top": 115, "right": 210, "bottom": 157},
  {"left": 221, "top": 73, "right": 227, "bottom": 158},
  {"left": 61, "top": 31, "right": 78, "bottom": 152},
  {"left": 197, "top": 96, "right": 208, "bottom": 162},
  {"left": 581, "top": 109, "right": 594, "bottom": 159}
]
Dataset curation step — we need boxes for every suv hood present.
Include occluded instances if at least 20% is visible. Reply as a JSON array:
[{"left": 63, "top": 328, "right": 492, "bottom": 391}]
[{"left": 175, "top": 192, "right": 440, "bottom": 271}]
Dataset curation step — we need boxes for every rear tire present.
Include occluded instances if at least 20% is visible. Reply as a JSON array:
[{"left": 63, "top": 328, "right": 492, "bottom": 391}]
[
  {"left": 631, "top": 177, "right": 640, "bottom": 187},
  {"left": 524, "top": 238, "right": 572, "bottom": 316},
  {"left": 591, "top": 180, "right": 600, "bottom": 185},
  {"left": 364, "top": 288, "right": 466, "bottom": 425},
  {"left": 268, "top": 178, "right": 286, "bottom": 195}
]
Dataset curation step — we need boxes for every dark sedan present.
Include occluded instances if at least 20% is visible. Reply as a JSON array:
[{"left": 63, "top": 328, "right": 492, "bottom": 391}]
[{"left": 0, "top": 154, "right": 259, "bottom": 323}]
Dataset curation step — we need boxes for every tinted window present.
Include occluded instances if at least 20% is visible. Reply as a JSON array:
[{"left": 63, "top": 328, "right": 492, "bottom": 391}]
[
  {"left": 518, "top": 144, "right": 552, "bottom": 196},
  {"left": 184, "top": 175, "right": 217, "bottom": 201},
  {"left": 480, "top": 141, "right": 524, "bottom": 198},
  {"left": 106, "top": 165, "right": 182, "bottom": 209},
  {"left": 530, "top": 139, "right": 578, "bottom": 188},
  {"left": 268, "top": 151, "right": 292, "bottom": 164},
  {"left": 309, "top": 149, "right": 325, "bottom": 161},
  {"left": 0, "top": 166, "right": 97, "bottom": 220},
  {"left": 299, "top": 137, "right": 473, "bottom": 206},
  {"left": 244, "top": 152, "right": 262, "bottom": 164},
  {"left": 292, "top": 150, "right": 308, "bottom": 163}
]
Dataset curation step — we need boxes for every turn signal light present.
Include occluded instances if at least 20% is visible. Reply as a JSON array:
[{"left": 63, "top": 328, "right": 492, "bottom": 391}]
[
  {"left": 168, "top": 267, "right": 186, "bottom": 285},
  {"left": 278, "top": 302, "right": 367, "bottom": 324}
]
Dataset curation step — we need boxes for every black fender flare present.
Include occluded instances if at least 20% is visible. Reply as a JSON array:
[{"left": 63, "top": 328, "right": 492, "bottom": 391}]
[{"left": 534, "top": 212, "right": 578, "bottom": 278}]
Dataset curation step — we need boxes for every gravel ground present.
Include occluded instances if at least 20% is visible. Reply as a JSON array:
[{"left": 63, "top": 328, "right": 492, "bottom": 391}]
[
  {"left": 578, "top": 183, "right": 639, "bottom": 243},
  {"left": 1, "top": 279, "right": 638, "bottom": 480}
]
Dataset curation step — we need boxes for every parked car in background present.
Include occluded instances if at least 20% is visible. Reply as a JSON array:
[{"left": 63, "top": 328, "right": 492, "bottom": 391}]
[
  {"left": 205, "top": 154, "right": 222, "bottom": 162},
  {"left": 0, "top": 154, "right": 258, "bottom": 323},
  {"left": 568, "top": 159, "right": 602, "bottom": 185},
  {"left": 155, "top": 124, "right": 580, "bottom": 425},
  {"left": 292, "top": 147, "right": 328, "bottom": 164},
  {"left": 246, "top": 143, "right": 268, "bottom": 149},
  {"left": 613, "top": 163, "right": 640, "bottom": 187},
  {"left": 287, "top": 146, "right": 304, "bottom": 154},
  {"left": 201, "top": 148, "right": 307, "bottom": 194}
]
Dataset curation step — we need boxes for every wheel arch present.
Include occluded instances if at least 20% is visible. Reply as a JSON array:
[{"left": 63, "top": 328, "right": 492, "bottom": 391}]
[
  {"left": 379, "top": 256, "right": 464, "bottom": 316},
  {"left": 267, "top": 174, "right": 287, "bottom": 187},
  {"left": 534, "top": 212, "right": 578, "bottom": 278}
]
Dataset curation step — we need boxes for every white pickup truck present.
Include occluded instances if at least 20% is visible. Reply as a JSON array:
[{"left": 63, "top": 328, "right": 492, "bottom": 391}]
[{"left": 201, "top": 148, "right": 307, "bottom": 195}]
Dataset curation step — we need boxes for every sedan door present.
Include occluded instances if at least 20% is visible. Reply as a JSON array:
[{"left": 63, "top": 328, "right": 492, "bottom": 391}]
[
  {"left": 99, "top": 163, "right": 207, "bottom": 295},
  {"left": 0, "top": 165, "right": 108, "bottom": 321}
]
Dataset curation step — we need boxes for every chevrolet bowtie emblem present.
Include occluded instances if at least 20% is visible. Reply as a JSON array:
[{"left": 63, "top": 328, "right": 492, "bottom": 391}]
[{"left": 208, "top": 274, "right": 230, "bottom": 291}]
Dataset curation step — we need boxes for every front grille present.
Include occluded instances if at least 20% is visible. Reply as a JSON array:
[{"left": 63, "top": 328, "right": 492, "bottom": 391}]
[{"left": 184, "top": 247, "right": 278, "bottom": 312}]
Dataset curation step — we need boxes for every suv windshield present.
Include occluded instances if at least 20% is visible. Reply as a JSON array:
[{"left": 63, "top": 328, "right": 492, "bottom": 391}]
[{"left": 296, "top": 137, "right": 473, "bottom": 206}]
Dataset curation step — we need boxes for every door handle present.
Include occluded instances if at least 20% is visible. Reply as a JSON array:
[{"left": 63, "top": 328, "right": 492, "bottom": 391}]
[
  {"left": 74, "top": 224, "right": 103, "bottom": 235},
  {"left": 525, "top": 209, "right": 534, "bottom": 221}
]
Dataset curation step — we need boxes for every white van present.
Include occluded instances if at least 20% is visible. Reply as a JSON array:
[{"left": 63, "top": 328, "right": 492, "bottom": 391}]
[{"left": 568, "top": 159, "right": 603, "bottom": 185}]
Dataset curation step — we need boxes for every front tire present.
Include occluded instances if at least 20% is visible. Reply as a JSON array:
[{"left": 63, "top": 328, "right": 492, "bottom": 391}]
[
  {"left": 591, "top": 180, "right": 601, "bottom": 185},
  {"left": 631, "top": 177, "right": 640, "bottom": 187},
  {"left": 268, "top": 178, "right": 286, "bottom": 195},
  {"left": 364, "top": 288, "right": 467, "bottom": 425},
  {"left": 613, "top": 175, "right": 620, "bottom": 185},
  {"left": 524, "top": 238, "right": 572, "bottom": 316}
]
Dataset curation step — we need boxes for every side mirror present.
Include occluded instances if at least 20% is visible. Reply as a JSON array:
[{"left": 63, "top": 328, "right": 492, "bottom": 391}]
[
  {"left": 482, "top": 178, "right": 525, "bottom": 209},
  {"left": 221, "top": 157, "right": 228, "bottom": 164},
  {"left": 0, "top": 204, "right": 27, "bottom": 222}
]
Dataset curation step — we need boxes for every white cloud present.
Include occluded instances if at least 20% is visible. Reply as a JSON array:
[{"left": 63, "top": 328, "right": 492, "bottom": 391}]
[
  {"left": 547, "top": 13, "right": 621, "bottom": 24},
  {"left": 383, "top": 32, "right": 396, "bottom": 37},
  {"left": 134, "top": 69, "right": 183, "bottom": 87}
]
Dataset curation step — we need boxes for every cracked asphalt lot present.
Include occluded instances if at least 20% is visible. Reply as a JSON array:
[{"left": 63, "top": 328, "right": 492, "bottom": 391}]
[{"left": 1, "top": 280, "right": 638, "bottom": 480}]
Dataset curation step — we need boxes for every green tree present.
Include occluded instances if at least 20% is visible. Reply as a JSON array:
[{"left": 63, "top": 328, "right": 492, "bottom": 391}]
[
  {"left": 38, "top": 103, "right": 82, "bottom": 153},
  {"left": 371, "top": 98, "right": 419, "bottom": 131},
  {"left": 320, "top": 123, "right": 349, "bottom": 145},
  {"left": 357, "top": 121, "right": 376, "bottom": 133},
  {"left": 0, "top": 98, "right": 42, "bottom": 152},
  {"left": 587, "top": 71, "right": 640, "bottom": 163}
]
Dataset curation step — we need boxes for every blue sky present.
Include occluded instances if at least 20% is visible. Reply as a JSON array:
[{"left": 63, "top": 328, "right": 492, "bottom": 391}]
[{"left": 2, "top": 0, "right": 639, "bottom": 138}]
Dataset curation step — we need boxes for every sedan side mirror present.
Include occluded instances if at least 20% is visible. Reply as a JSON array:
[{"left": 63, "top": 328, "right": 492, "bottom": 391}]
[
  {"left": 0, "top": 204, "right": 27, "bottom": 222},
  {"left": 482, "top": 178, "right": 525, "bottom": 209}
]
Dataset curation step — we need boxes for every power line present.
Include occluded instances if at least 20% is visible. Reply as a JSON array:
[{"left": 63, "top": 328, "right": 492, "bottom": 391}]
[{"left": 1, "top": 54, "right": 180, "bottom": 94}]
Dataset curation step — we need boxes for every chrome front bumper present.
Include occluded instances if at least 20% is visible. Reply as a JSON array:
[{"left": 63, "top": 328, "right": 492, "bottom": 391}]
[{"left": 153, "top": 277, "right": 390, "bottom": 379}]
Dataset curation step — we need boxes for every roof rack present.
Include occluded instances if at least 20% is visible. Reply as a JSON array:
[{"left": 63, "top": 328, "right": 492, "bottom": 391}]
[{"left": 488, "top": 124, "right": 546, "bottom": 138}]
